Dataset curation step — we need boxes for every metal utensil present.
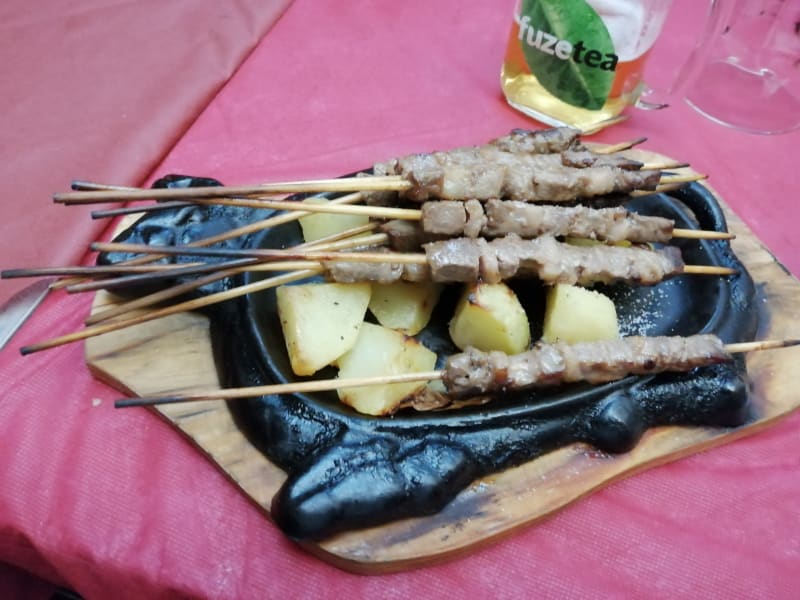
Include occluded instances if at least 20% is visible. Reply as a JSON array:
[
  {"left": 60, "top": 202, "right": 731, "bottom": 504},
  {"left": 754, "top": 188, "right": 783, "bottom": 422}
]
[{"left": 0, "top": 280, "right": 51, "bottom": 351}]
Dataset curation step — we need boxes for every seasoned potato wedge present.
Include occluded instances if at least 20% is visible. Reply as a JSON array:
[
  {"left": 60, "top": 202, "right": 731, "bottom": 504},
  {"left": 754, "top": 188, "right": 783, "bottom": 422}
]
[
  {"left": 542, "top": 284, "right": 619, "bottom": 344},
  {"left": 448, "top": 282, "right": 531, "bottom": 354},
  {"left": 299, "top": 197, "right": 370, "bottom": 242},
  {"left": 368, "top": 281, "right": 443, "bottom": 335},
  {"left": 336, "top": 323, "right": 437, "bottom": 416},
  {"left": 276, "top": 282, "right": 371, "bottom": 376}
]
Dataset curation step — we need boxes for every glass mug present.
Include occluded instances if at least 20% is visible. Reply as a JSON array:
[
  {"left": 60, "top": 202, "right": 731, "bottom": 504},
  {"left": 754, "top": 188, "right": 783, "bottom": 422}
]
[
  {"left": 682, "top": 0, "right": 800, "bottom": 134},
  {"left": 501, "top": 0, "right": 800, "bottom": 134}
]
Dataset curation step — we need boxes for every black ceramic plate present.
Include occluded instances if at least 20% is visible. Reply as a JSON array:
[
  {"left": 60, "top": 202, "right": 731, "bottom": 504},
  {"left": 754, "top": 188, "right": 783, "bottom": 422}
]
[{"left": 101, "top": 177, "right": 757, "bottom": 540}]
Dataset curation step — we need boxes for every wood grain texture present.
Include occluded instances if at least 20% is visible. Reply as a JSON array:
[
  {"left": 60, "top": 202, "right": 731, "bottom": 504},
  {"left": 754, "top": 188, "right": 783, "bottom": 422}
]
[{"left": 85, "top": 151, "right": 800, "bottom": 573}]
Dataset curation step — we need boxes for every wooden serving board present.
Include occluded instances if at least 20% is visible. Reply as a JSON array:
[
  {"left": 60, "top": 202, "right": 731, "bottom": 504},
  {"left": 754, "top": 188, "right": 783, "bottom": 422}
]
[{"left": 85, "top": 154, "right": 800, "bottom": 574}]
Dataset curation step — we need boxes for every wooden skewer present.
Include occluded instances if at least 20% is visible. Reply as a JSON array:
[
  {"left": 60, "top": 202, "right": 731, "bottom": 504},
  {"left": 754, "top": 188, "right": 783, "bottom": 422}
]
[
  {"left": 58, "top": 153, "right": 691, "bottom": 207},
  {"left": 19, "top": 264, "right": 322, "bottom": 355},
  {"left": 724, "top": 339, "right": 800, "bottom": 353},
  {"left": 67, "top": 258, "right": 257, "bottom": 294},
  {"left": 659, "top": 173, "right": 707, "bottom": 185},
  {"left": 682, "top": 265, "right": 736, "bottom": 275},
  {"left": 53, "top": 177, "right": 410, "bottom": 205},
  {"left": 71, "top": 180, "right": 139, "bottom": 192},
  {"left": 49, "top": 190, "right": 366, "bottom": 291},
  {"left": 69, "top": 163, "right": 685, "bottom": 212},
  {"left": 592, "top": 137, "right": 647, "bottom": 154},
  {"left": 581, "top": 115, "right": 630, "bottom": 135},
  {"left": 113, "top": 338, "right": 800, "bottom": 408},
  {"left": 643, "top": 162, "right": 690, "bottom": 171},
  {"left": 114, "top": 371, "right": 445, "bottom": 407},
  {"left": 17, "top": 257, "right": 736, "bottom": 355},
  {"left": 89, "top": 242, "right": 428, "bottom": 264},
  {"left": 89, "top": 267, "right": 321, "bottom": 326},
  {"left": 91, "top": 201, "right": 194, "bottom": 219},
  {"left": 84, "top": 225, "right": 382, "bottom": 324},
  {"left": 2, "top": 262, "right": 204, "bottom": 279},
  {"left": 186, "top": 196, "right": 733, "bottom": 241},
  {"left": 671, "top": 228, "right": 734, "bottom": 240},
  {"left": 630, "top": 183, "right": 687, "bottom": 197},
  {"left": 631, "top": 179, "right": 706, "bottom": 198},
  {"left": 88, "top": 241, "right": 738, "bottom": 276},
  {"left": 72, "top": 231, "right": 387, "bottom": 295}
]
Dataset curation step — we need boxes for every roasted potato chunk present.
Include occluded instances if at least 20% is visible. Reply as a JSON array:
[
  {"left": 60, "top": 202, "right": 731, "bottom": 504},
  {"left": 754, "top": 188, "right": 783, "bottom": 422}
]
[
  {"left": 368, "top": 281, "right": 443, "bottom": 335},
  {"left": 276, "top": 282, "right": 371, "bottom": 376},
  {"left": 336, "top": 323, "right": 437, "bottom": 416},
  {"left": 299, "top": 197, "right": 370, "bottom": 242},
  {"left": 448, "top": 282, "right": 531, "bottom": 354},
  {"left": 542, "top": 283, "right": 619, "bottom": 344}
]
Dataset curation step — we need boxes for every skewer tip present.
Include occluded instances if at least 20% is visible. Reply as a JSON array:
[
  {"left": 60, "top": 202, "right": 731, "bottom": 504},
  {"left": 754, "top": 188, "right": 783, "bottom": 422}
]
[
  {"left": 115, "top": 396, "right": 184, "bottom": 408},
  {"left": 726, "top": 338, "right": 800, "bottom": 354},
  {"left": 683, "top": 265, "right": 737, "bottom": 276}
]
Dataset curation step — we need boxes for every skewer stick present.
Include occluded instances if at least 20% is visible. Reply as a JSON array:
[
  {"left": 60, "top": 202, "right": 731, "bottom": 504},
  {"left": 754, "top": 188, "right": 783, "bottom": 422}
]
[
  {"left": 632, "top": 180, "right": 705, "bottom": 197},
  {"left": 85, "top": 162, "right": 685, "bottom": 218},
  {"left": 643, "top": 162, "right": 690, "bottom": 171},
  {"left": 59, "top": 159, "right": 691, "bottom": 207},
  {"left": 71, "top": 180, "right": 139, "bottom": 192},
  {"left": 659, "top": 173, "right": 707, "bottom": 185},
  {"left": 84, "top": 224, "right": 380, "bottom": 324},
  {"left": 91, "top": 201, "right": 194, "bottom": 219},
  {"left": 53, "top": 177, "right": 410, "bottom": 205},
  {"left": 581, "top": 114, "right": 630, "bottom": 135},
  {"left": 67, "top": 259, "right": 257, "bottom": 294},
  {"left": 19, "top": 265, "right": 324, "bottom": 355},
  {"left": 89, "top": 242, "right": 429, "bottom": 264},
  {"left": 114, "top": 371, "right": 445, "bottom": 408},
  {"left": 49, "top": 191, "right": 366, "bottom": 290},
  {"left": 89, "top": 241, "right": 737, "bottom": 275},
  {"left": 198, "top": 197, "right": 732, "bottom": 241},
  {"left": 682, "top": 265, "right": 736, "bottom": 275},
  {"left": 672, "top": 228, "right": 734, "bottom": 240},
  {"left": 2, "top": 262, "right": 205, "bottom": 279},
  {"left": 113, "top": 338, "right": 800, "bottom": 408},
  {"left": 592, "top": 137, "right": 648, "bottom": 154},
  {"left": 724, "top": 339, "right": 800, "bottom": 353},
  {"left": 88, "top": 267, "right": 320, "bottom": 326},
  {"left": 72, "top": 231, "right": 387, "bottom": 295}
]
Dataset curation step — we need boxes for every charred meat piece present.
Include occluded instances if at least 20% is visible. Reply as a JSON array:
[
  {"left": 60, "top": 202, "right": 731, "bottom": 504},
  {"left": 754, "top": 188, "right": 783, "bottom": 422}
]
[
  {"left": 463, "top": 199, "right": 487, "bottom": 238},
  {"left": 323, "top": 258, "right": 403, "bottom": 284},
  {"left": 490, "top": 127, "right": 583, "bottom": 154},
  {"left": 561, "top": 149, "right": 643, "bottom": 170},
  {"left": 380, "top": 219, "right": 444, "bottom": 252}
]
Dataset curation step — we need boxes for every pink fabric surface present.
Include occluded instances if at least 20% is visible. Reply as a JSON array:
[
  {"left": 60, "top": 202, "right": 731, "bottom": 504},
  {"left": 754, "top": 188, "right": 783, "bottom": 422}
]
[
  {"left": 2, "top": 0, "right": 799, "bottom": 597},
  {"left": 0, "top": 0, "right": 293, "bottom": 307}
]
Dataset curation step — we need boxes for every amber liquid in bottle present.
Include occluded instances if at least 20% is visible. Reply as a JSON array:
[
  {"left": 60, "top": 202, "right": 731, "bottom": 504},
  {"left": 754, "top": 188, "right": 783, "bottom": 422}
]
[{"left": 501, "top": 21, "right": 650, "bottom": 132}]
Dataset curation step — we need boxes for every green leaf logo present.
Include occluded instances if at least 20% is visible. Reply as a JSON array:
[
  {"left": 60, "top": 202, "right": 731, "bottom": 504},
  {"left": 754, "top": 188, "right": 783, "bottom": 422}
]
[{"left": 519, "top": 0, "right": 617, "bottom": 110}]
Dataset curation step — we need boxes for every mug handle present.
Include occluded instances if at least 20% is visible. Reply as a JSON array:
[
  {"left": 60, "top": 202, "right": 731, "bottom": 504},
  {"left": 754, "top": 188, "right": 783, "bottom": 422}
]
[{"left": 632, "top": 0, "right": 736, "bottom": 112}]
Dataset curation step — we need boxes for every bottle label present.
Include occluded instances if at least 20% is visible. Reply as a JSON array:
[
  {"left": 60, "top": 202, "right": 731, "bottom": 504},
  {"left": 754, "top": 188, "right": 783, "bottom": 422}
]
[{"left": 517, "top": 0, "right": 618, "bottom": 110}]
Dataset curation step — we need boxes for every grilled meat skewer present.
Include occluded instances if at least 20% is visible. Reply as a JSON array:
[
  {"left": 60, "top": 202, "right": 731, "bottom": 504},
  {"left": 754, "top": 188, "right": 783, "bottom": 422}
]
[
  {"left": 374, "top": 150, "right": 660, "bottom": 202},
  {"left": 325, "top": 234, "right": 685, "bottom": 286},
  {"left": 381, "top": 200, "right": 676, "bottom": 249},
  {"left": 365, "top": 127, "right": 653, "bottom": 205},
  {"left": 442, "top": 334, "right": 732, "bottom": 397}
]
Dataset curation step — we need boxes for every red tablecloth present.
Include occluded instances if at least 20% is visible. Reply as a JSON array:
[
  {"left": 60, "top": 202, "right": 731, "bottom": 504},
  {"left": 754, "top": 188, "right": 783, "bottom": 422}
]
[
  {"left": 2, "top": 1, "right": 799, "bottom": 597},
  {"left": 0, "top": 0, "right": 292, "bottom": 307}
]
